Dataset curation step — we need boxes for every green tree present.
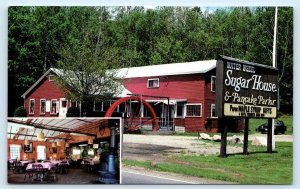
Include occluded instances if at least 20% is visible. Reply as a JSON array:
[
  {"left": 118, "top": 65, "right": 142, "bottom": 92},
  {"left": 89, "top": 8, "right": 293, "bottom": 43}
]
[{"left": 55, "top": 7, "right": 122, "bottom": 116}]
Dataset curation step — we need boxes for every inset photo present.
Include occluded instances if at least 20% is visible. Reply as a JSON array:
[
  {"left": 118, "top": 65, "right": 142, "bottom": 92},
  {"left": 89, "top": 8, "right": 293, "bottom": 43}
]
[{"left": 7, "top": 117, "right": 121, "bottom": 184}]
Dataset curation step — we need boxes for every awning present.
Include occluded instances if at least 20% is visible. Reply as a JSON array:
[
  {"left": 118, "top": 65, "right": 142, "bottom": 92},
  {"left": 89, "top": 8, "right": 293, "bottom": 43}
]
[{"left": 145, "top": 99, "right": 187, "bottom": 105}]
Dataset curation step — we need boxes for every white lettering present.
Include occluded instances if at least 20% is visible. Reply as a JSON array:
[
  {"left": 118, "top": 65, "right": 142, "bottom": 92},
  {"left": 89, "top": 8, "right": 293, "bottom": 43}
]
[
  {"left": 224, "top": 70, "right": 252, "bottom": 92},
  {"left": 252, "top": 75, "right": 277, "bottom": 92}
]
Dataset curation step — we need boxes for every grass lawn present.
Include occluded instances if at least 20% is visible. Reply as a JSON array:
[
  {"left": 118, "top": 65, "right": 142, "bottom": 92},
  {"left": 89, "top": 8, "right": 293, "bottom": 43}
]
[{"left": 123, "top": 142, "right": 293, "bottom": 184}]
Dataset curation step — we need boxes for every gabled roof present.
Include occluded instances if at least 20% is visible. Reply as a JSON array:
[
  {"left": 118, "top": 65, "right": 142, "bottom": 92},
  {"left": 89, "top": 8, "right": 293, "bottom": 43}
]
[
  {"left": 117, "top": 60, "right": 216, "bottom": 78},
  {"left": 21, "top": 60, "right": 216, "bottom": 98},
  {"left": 21, "top": 68, "right": 60, "bottom": 99}
]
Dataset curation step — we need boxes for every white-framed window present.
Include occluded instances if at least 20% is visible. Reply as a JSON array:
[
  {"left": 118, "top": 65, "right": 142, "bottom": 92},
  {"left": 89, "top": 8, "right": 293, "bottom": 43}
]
[
  {"left": 211, "top": 104, "right": 217, "bottom": 118},
  {"left": 147, "top": 78, "right": 159, "bottom": 88},
  {"left": 70, "top": 100, "right": 78, "bottom": 108},
  {"left": 185, "top": 103, "right": 202, "bottom": 117},
  {"left": 49, "top": 74, "right": 55, "bottom": 81},
  {"left": 37, "top": 145, "right": 46, "bottom": 160},
  {"left": 176, "top": 102, "right": 185, "bottom": 118},
  {"left": 29, "top": 99, "right": 35, "bottom": 114},
  {"left": 40, "top": 99, "right": 46, "bottom": 115},
  {"left": 9, "top": 144, "right": 21, "bottom": 160},
  {"left": 50, "top": 99, "right": 58, "bottom": 114},
  {"left": 211, "top": 76, "right": 216, "bottom": 92},
  {"left": 61, "top": 99, "right": 67, "bottom": 108}
]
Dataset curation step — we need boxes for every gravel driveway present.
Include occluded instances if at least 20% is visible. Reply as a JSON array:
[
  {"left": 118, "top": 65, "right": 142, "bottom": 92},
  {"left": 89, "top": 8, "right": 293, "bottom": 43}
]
[{"left": 122, "top": 133, "right": 293, "bottom": 159}]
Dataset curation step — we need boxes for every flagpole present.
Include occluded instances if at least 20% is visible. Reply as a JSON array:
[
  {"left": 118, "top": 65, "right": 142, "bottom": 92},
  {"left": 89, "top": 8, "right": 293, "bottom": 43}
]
[{"left": 272, "top": 6, "right": 278, "bottom": 150}]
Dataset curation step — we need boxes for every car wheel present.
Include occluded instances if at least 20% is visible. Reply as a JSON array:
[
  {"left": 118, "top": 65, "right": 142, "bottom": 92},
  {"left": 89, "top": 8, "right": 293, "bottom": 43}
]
[{"left": 274, "top": 131, "right": 279, "bottom": 135}]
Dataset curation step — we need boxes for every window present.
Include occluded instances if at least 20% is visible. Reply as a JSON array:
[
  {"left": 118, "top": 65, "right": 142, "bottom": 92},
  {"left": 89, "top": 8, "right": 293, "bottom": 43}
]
[
  {"left": 142, "top": 105, "right": 150, "bottom": 118},
  {"left": 211, "top": 104, "right": 217, "bottom": 118},
  {"left": 49, "top": 74, "right": 55, "bottom": 81},
  {"left": 211, "top": 76, "right": 216, "bottom": 92},
  {"left": 29, "top": 99, "right": 35, "bottom": 114},
  {"left": 71, "top": 101, "right": 78, "bottom": 108},
  {"left": 37, "top": 146, "right": 46, "bottom": 160},
  {"left": 73, "top": 149, "right": 81, "bottom": 155},
  {"left": 147, "top": 78, "right": 159, "bottom": 88},
  {"left": 9, "top": 145, "right": 21, "bottom": 160},
  {"left": 50, "top": 99, "right": 58, "bottom": 114},
  {"left": 185, "top": 104, "right": 202, "bottom": 117},
  {"left": 40, "top": 99, "right": 46, "bottom": 115},
  {"left": 61, "top": 100, "right": 67, "bottom": 108},
  {"left": 93, "top": 101, "right": 102, "bottom": 111},
  {"left": 176, "top": 103, "right": 185, "bottom": 117}
]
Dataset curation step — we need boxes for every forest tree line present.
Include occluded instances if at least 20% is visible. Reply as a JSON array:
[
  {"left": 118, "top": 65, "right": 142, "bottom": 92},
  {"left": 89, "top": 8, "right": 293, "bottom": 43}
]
[{"left": 8, "top": 6, "right": 293, "bottom": 116}]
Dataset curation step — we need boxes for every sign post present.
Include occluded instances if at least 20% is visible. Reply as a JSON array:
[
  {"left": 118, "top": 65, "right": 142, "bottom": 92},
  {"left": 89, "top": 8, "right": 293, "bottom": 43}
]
[
  {"left": 216, "top": 55, "right": 278, "bottom": 157},
  {"left": 243, "top": 118, "right": 249, "bottom": 155}
]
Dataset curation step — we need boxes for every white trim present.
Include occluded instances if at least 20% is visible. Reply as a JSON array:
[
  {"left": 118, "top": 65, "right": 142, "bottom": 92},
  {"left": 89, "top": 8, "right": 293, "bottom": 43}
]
[
  {"left": 147, "top": 78, "right": 159, "bottom": 88},
  {"left": 211, "top": 104, "right": 217, "bottom": 118},
  {"left": 185, "top": 103, "right": 202, "bottom": 117},
  {"left": 29, "top": 99, "right": 35, "bottom": 115},
  {"left": 211, "top": 76, "right": 216, "bottom": 92},
  {"left": 9, "top": 144, "right": 21, "bottom": 160},
  {"left": 36, "top": 145, "right": 46, "bottom": 160},
  {"left": 40, "top": 99, "right": 46, "bottom": 115},
  {"left": 21, "top": 69, "right": 58, "bottom": 99},
  {"left": 175, "top": 102, "right": 185, "bottom": 118}
]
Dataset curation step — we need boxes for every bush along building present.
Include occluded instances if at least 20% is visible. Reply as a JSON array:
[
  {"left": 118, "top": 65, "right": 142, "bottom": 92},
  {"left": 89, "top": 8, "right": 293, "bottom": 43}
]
[{"left": 21, "top": 58, "right": 243, "bottom": 133}]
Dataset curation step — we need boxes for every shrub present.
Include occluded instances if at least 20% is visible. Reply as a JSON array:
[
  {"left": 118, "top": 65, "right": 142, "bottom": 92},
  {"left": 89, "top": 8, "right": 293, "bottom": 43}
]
[
  {"left": 14, "top": 106, "right": 27, "bottom": 117},
  {"left": 66, "top": 106, "right": 80, "bottom": 117}
]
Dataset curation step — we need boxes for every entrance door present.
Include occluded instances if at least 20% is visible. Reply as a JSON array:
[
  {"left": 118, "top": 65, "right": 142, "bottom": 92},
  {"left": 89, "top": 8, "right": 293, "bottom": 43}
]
[
  {"left": 59, "top": 98, "right": 68, "bottom": 117},
  {"left": 159, "top": 104, "right": 174, "bottom": 131}
]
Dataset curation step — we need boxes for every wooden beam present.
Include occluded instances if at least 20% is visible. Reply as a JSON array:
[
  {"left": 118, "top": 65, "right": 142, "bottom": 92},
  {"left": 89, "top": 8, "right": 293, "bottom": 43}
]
[
  {"left": 243, "top": 118, "right": 249, "bottom": 155},
  {"left": 8, "top": 133, "right": 69, "bottom": 140},
  {"left": 267, "top": 118, "right": 273, "bottom": 153},
  {"left": 8, "top": 119, "right": 96, "bottom": 137},
  {"left": 220, "top": 118, "right": 227, "bottom": 158}
]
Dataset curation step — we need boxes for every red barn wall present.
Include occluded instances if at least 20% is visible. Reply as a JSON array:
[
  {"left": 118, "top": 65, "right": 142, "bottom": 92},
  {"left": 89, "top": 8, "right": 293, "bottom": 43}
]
[
  {"left": 24, "top": 77, "right": 67, "bottom": 117},
  {"left": 203, "top": 71, "right": 219, "bottom": 132},
  {"left": 123, "top": 73, "right": 207, "bottom": 132},
  {"left": 7, "top": 139, "right": 66, "bottom": 161}
]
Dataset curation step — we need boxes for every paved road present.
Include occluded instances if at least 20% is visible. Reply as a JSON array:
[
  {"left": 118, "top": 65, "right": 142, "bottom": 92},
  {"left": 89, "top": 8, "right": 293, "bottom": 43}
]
[
  {"left": 122, "top": 170, "right": 196, "bottom": 184},
  {"left": 121, "top": 167, "right": 234, "bottom": 185}
]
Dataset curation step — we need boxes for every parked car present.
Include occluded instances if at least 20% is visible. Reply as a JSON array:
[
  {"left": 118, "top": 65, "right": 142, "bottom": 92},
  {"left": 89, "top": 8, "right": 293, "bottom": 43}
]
[{"left": 256, "top": 120, "right": 286, "bottom": 134}]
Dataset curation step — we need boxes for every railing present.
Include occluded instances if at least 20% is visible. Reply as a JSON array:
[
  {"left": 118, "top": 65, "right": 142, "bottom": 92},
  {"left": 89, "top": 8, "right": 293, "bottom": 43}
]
[{"left": 124, "top": 117, "right": 174, "bottom": 131}]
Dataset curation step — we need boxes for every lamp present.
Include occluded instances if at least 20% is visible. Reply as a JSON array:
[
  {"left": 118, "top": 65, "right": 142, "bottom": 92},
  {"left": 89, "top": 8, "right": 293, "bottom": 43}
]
[
  {"left": 65, "top": 143, "right": 70, "bottom": 148},
  {"left": 56, "top": 141, "right": 61, "bottom": 147},
  {"left": 24, "top": 140, "right": 30, "bottom": 146},
  {"left": 88, "top": 138, "right": 93, "bottom": 145},
  {"left": 52, "top": 142, "right": 56, "bottom": 147},
  {"left": 37, "top": 132, "right": 45, "bottom": 140}
]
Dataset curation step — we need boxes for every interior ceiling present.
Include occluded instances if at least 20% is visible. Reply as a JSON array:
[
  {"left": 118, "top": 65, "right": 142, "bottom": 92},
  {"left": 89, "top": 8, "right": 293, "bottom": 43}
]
[{"left": 7, "top": 118, "right": 110, "bottom": 142}]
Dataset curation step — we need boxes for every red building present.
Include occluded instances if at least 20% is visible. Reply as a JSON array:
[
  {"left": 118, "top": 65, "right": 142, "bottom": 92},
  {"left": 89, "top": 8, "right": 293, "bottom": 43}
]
[{"left": 21, "top": 60, "right": 236, "bottom": 133}]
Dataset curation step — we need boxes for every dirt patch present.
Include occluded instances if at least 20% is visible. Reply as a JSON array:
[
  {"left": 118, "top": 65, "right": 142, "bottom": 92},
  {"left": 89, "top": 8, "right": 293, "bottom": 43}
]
[
  {"left": 123, "top": 134, "right": 243, "bottom": 160},
  {"left": 122, "top": 133, "right": 292, "bottom": 163}
]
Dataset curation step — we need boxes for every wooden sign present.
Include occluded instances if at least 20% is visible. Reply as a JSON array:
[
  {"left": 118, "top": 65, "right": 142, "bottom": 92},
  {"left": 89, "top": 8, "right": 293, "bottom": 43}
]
[{"left": 216, "top": 55, "right": 278, "bottom": 118}]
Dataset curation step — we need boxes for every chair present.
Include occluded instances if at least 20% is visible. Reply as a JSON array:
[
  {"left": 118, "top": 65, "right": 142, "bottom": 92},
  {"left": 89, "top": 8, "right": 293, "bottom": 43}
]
[
  {"left": 32, "top": 164, "right": 45, "bottom": 183},
  {"left": 12, "top": 161, "right": 22, "bottom": 174},
  {"left": 58, "top": 164, "right": 68, "bottom": 174},
  {"left": 47, "top": 166, "right": 58, "bottom": 182},
  {"left": 23, "top": 164, "right": 34, "bottom": 182}
]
